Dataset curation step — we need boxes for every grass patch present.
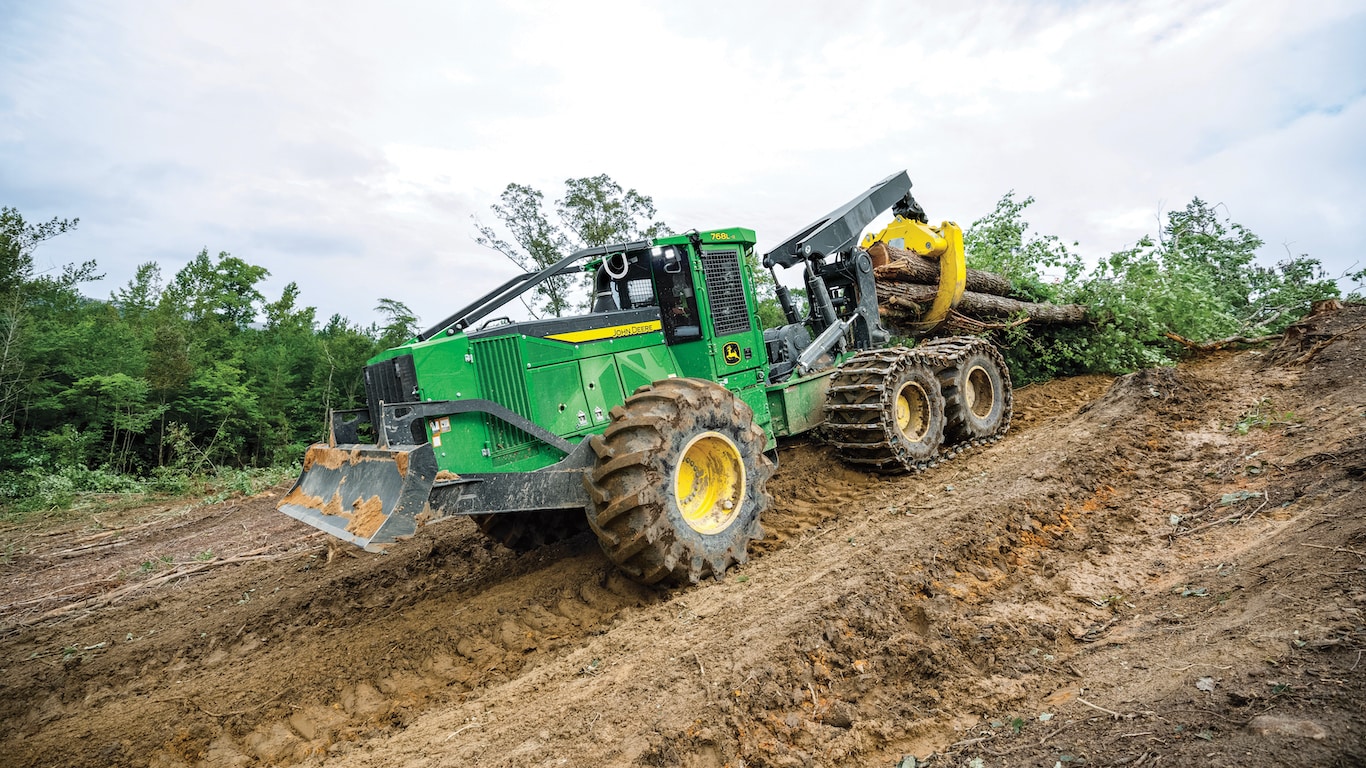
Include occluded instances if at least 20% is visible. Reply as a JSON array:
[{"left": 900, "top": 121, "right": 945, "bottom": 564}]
[{"left": 0, "top": 463, "right": 298, "bottom": 527}]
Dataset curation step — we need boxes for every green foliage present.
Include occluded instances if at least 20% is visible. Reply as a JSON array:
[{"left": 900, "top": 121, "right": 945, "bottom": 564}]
[
  {"left": 963, "top": 192, "right": 1083, "bottom": 303},
  {"left": 1, "top": 209, "right": 98, "bottom": 428},
  {"left": 558, "top": 175, "right": 668, "bottom": 248},
  {"left": 0, "top": 207, "right": 389, "bottom": 516},
  {"left": 0, "top": 207, "right": 80, "bottom": 294},
  {"left": 374, "top": 298, "right": 419, "bottom": 349},
  {"left": 474, "top": 175, "right": 670, "bottom": 317},
  {"left": 1233, "top": 398, "right": 1297, "bottom": 434},
  {"left": 964, "top": 195, "right": 1340, "bottom": 384},
  {"left": 162, "top": 248, "right": 269, "bottom": 332}
]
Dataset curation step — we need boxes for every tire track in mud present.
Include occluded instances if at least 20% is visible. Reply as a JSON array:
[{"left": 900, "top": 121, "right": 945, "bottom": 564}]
[
  {"left": 4, "top": 443, "right": 907, "bottom": 767},
  {"left": 669, "top": 363, "right": 1305, "bottom": 766},
  {"left": 3, "top": 521, "right": 665, "bottom": 766},
  {"left": 148, "top": 449, "right": 892, "bottom": 767},
  {"left": 223, "top": 444, "right": 927, "bottom": 761},
  {"left": 2, "top": 375, "right": 1118, "bottom": 768}
]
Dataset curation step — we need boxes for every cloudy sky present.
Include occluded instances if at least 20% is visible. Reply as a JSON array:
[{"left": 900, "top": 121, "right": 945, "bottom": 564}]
[{"left": 3, "top": 0, "right": 1363, "bottom": 328}]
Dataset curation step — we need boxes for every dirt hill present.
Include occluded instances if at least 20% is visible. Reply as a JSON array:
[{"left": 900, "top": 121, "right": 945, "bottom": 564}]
[{"left": 2, "top": 306, "right": 1363, "bottom": 768}]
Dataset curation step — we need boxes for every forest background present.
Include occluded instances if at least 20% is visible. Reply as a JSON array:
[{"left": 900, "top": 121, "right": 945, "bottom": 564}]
[{"left": 0, "top": 174, "right": 1356, "bottom": 516}]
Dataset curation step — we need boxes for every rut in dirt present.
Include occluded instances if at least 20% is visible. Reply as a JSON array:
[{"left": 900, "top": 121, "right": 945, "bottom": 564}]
[
  {"left": 0, "top": 420, "right": 904, "bottom": 767},
  {"left": 2, "top": 306, "right": 1363, "bottom": 768}
]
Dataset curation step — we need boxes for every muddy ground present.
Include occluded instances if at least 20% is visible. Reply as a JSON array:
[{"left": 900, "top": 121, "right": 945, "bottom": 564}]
[{"left": 1, "top": 307, "right": 1363, "bottom": 768}]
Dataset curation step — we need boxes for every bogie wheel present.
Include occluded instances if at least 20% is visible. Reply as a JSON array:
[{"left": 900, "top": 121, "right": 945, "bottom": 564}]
[
  {"left": 825, "top": 347, "right": 947, "bottom": 472},
  {"left": 470, "top": 510, "right": 591, "bottom": 551},
  {"left": 936, "top": 341, "right": 1012, "bottom": 443},
  {"left": 584, "top": 378, "right": 773, "bottom": 585}
]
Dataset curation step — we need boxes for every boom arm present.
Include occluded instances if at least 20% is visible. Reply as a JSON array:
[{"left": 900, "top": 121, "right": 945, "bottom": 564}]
[
  {"left": 762, "top": 171, "right": 911, "bottom": 268},
  {"left": 760, "top": 172, "right": 915, "bottom": 376}
]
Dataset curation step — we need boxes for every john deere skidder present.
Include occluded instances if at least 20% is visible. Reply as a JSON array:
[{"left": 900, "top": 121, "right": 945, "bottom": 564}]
[{"left": 279, "top": 172, "right": 1011, "bottom": 584}]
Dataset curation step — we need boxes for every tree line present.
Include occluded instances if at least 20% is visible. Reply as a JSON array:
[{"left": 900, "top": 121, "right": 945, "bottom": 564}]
[{"left": 0, "top": 207, "right": 423, "bottom": 511}]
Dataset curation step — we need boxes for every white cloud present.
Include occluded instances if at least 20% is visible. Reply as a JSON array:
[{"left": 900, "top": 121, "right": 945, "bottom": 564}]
[{"left": 2, "top": 0, "right": 1363, "bottom": 330}]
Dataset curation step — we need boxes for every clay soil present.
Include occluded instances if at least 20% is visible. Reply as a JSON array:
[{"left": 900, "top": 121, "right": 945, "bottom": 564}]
[{"left": 2, "top": 307, "right": 1364, "bottom": 768}]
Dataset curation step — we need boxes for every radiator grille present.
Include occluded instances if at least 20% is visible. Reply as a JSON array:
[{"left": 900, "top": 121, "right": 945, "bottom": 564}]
[
  {"left": 700, "top": 248, "right": 751, "bottom": 337},
  {"left": 471, "top": 336, "right": 535, "bottom": 455}
]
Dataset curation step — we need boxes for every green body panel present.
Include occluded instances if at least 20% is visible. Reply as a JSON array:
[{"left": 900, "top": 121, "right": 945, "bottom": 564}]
[
  {"left": 616, "top": 343, "right": 676, "bottom": 393},
  {"left": 426, "top": 330, "right": 683, "bottom": 473},
  {"left": 765, "top": 368, "right": 837, "bottom": 439}
]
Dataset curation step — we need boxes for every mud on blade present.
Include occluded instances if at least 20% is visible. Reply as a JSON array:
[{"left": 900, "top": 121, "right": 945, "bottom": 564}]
[{"left": 278, "top": 443, "right": 438, "bottom": 552}]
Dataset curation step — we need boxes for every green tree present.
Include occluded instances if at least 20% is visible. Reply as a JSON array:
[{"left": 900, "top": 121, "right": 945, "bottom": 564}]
[
  {"left": 474, "top": 175, "right": 670, "bottom": 317},
  {"left": 0, "top": 208, "right": 87, "bottom": 427},
  {"left": 963, "top": 192, "right": 1083, "bottom": 303},
  {"left": 246, "top": 282, "right": 321, "bottom": 464},
  {"left": 0, "top": 207, "right": 80, "bottom": 295},
  {"left": 375, "top": 298, "right": 419, "bottom": 349},
  {"left": 111, "top": 262, "right": 162, "bottom": 338},
  {"left": 963, "top": 193, "right": 1340, "bottom": 383},
  {"left": 557, "top": 174, "right": 668, "bottom": 247},
  {"left": 173, "top": 360, "right": 262, "bottom": 470},
  {"left": 310, "top": 313, "right": 379, "bottom": 434},
  {"left": 162, "top": 248, "right": 269, "bottom": 333},
  {"left": 146, "top": 249, "right": 272, "bottom": 466},
  {"left": 63, "top": 373, "right": 164, "bottom": 473}
]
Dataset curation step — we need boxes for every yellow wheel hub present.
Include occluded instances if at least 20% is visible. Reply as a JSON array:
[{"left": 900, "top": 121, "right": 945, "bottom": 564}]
[
  {"left": 894, "top": 381, "right": 930, "bottom": 442},
  {"left": 674, "top": 431, "right": 746, "bottom": 535},
  {"left": 965, "top": 365, "right": 995, "bottom": 418}
]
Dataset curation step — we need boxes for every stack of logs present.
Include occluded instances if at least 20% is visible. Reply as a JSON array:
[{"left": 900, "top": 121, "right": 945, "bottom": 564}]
[{"left": 868, "top": 242, "right": 1088, "bottom": 335}]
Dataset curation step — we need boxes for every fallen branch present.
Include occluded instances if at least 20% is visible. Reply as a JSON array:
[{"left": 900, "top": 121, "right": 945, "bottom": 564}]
[
  {"left": 14, "top": 543, "right": 314, "bottom": 627},
  {"left": 1164, "top": 331, "right": 1280, "bottom": 352},
  {"left": 1299, "top": 543, "right": 1366, "bottom": 558},
  {"left": 1, "top": 576, "right": 122, "bottom": 612},
  {"left": 1170, "top": 497, "right": 1270, "bottom": 538},
  {"left": 1076, "top": 696, "right": 1124, "bottom": 719},
  {"left": 940, "top": 309, "right": 1031, "bottom": 333},
  {"left": 1293, "top": 321, "right": 1366, "bottom": 364},
  {"left": 41, "top": 538, "right": 134, "bottom": 559},
  {"left": 445, "top": 722, "right": 483, "bottom": 741},
  {"left": 69, "top": 513, "right": 182, "bottom": 545}
]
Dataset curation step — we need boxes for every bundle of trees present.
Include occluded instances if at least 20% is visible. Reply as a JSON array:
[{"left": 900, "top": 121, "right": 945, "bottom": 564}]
[
  {"left": 869, "top": 240, "right": 1089, "bottom": 334},
  {"left": 933, "top": 193, "right": 1347, "bottom": 383}
]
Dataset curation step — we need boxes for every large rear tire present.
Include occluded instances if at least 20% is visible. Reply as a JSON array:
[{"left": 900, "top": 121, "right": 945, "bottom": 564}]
[{"left": 584, "top": 378, "right": 773, "bottom": 585}]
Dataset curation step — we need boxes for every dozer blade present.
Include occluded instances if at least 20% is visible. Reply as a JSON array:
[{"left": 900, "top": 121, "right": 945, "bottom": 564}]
[{"left": 278, "top": 443, "right": 439, "bottom": 552}]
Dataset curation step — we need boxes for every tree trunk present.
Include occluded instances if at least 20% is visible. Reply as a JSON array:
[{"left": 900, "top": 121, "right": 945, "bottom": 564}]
[
  {"left": 868, "top": 242, "right": 1015, "bottom": 297},
  {"left": 877, "top": 282, "right": 1088, "bottom": 325}
]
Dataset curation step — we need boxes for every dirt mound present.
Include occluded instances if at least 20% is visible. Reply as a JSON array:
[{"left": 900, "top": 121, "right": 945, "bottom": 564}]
[{"left": 2, "top": 306, "right": 1363, "bottom": 767}]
